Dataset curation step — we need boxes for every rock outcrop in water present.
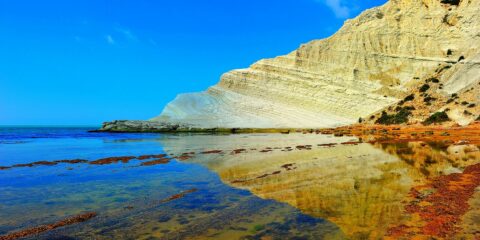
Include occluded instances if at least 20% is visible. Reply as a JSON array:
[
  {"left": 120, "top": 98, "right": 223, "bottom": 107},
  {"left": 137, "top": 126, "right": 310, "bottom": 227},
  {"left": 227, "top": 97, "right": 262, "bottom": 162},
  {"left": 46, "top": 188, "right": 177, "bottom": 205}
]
[
  {"left": 97, "top": 120, "right": 194, "bottom": 132},
  {"left": 102, "top": 0, "right": 480, "bottom": 131}
]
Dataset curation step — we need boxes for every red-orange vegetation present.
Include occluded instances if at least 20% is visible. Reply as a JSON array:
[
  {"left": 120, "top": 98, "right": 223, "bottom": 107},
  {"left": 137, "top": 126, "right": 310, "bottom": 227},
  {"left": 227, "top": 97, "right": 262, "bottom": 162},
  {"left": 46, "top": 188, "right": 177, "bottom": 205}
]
[{"left": 387, "top": 163, "right": 480, "bottom": 238}]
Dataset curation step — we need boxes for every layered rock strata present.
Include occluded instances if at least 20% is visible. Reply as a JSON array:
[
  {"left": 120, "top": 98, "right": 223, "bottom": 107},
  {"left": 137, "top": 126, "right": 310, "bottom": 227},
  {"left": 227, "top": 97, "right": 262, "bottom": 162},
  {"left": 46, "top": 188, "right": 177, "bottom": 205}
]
[{"left": 103, "top": 0, "right": 480, "bottom": 130}]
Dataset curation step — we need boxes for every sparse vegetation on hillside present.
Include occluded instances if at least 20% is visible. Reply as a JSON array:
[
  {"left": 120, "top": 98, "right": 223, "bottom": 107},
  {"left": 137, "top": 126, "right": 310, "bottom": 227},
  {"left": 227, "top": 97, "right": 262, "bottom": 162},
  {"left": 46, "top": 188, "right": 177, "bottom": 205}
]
[
  {"left": 423, "top": 111, "right": 450, "bottom": 125},
  {"left": 395, "top": 105, "right": 415, "bottom": 112},
  {"left": 404, "top": 94, "right": 415, "bottom": 102},
  {"left": 376, "top": 109, "right": 411, "bottom": 125},
  {"left": 424, "top": 96, "right": 437, "bottom": 105},
  {"left": 440, "top": 0, "right": 460, "bottom": 5},
  {"left": 419, "top": 84, "right": 430, "bottom": 93},
  {"left": 464, "top": 110, "right": 473, "bottom": 116},
  {"left": 446, "top": 93, "right": 460, "bottom": 104}
]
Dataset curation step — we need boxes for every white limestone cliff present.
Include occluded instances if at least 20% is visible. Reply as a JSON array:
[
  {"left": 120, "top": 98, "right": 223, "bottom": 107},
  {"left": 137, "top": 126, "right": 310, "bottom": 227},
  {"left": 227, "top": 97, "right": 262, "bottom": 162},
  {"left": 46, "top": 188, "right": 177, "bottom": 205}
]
[{"left": 152, "top": 0, "right": 480, "bottom": 128}]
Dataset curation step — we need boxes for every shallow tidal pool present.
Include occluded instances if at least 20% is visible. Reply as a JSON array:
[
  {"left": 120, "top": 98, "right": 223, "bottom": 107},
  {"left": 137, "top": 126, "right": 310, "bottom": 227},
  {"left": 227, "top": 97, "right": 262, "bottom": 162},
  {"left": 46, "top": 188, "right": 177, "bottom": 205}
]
[{"left": 0, "top": 127, "right": 479, "bottom": 239}]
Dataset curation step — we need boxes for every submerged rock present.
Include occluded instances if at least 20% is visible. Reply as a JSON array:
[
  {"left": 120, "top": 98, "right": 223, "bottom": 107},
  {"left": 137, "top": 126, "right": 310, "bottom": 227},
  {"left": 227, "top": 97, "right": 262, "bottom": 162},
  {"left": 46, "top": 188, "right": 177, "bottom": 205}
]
[{"left": 0, "top": 212, "right": 97, "bottom": 240}]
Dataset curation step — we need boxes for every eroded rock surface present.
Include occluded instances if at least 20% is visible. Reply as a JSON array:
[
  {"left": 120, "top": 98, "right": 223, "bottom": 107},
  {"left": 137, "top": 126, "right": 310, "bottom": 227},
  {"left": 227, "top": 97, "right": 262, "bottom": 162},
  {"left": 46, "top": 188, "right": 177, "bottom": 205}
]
[
  {"left": 97, "top": 120, "right": 194, "bottom": 132},
  {"left": 149, "top": 0, "right": 480, "bottom": 128}
]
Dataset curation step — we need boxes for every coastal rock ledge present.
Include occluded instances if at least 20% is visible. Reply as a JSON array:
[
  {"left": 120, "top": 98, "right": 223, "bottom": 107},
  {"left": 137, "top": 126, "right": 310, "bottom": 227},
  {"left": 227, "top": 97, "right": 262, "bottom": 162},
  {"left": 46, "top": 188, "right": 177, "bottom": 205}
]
[
  {"left": 100, "top": 0, "right": 480, "bottom": 132},
  {"left": 96, "top": 120, "right": 295, "bottom": 133},
  {"left": 95, "top": 120, "right": 194, "bottom": 133}
]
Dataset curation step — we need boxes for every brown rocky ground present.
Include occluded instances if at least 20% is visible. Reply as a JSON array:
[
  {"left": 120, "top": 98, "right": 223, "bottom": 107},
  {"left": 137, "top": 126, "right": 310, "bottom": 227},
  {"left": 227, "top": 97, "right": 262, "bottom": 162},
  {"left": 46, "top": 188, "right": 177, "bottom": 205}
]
[{"left": 328, "top": 121, "right": 480, "bottom": 145}]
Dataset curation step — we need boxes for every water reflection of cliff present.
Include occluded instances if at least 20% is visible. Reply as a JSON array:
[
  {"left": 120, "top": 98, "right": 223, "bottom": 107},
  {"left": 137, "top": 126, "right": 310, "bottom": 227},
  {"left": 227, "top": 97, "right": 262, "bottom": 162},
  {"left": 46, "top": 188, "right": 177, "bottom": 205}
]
[
  {"left": 375, "top": 141, "right": 480, "bottom": 177},
  {"left": 160, "top": 134, "right": 480, "bottom": 239}
]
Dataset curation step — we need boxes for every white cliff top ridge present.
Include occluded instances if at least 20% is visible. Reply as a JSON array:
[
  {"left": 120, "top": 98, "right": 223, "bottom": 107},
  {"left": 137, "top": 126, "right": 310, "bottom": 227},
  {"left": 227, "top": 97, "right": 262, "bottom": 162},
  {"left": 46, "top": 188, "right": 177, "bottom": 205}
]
[{"left": 151, "top": 0, "right": 479, "bottom": 128}]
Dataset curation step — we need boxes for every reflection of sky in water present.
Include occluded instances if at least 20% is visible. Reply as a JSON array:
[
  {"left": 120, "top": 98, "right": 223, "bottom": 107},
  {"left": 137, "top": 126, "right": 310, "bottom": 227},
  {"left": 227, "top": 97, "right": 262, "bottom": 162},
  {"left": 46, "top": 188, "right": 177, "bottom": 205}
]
[
  {"left": 0, "top": 127, "right": 169, "bottom": 165},
  {"left": 2, "top": 128, "right": 478, "bottom": 239},
  {"left": 0, "top": 128, "right": 346, "bottom": 239}
]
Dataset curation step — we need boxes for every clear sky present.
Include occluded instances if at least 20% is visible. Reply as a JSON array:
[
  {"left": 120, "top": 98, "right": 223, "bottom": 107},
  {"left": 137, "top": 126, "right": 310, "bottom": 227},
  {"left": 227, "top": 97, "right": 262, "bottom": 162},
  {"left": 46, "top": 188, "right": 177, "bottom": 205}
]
[{"left": 0, "top": 0, "right": 387, "bottom": 126}]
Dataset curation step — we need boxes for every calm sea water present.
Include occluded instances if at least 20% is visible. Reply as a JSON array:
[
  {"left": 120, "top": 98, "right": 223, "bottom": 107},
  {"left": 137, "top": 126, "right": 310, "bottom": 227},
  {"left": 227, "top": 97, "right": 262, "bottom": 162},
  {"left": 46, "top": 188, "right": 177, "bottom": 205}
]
[
  {"left": 0, "top": 127, "right": 346, "bottom": 239},
  {"left": 1, "top": 127, "right": 478, "bottom": 239}
]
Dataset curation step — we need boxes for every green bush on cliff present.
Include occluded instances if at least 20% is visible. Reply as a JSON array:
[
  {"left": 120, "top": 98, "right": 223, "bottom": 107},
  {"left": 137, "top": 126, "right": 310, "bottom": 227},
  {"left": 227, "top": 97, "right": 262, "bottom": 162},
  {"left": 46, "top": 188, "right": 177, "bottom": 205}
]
[
  {"left": 440, "top": 0, "right": 460, "bottom": 5},
  {"left": 423, "top": 111, "right": 450, "bottom": 125},
  {"left": 251, "top": 224, "right": 265, "bottom": 233},
  {"left": 376, "top": 109, "right": 411, "bottom": 125},
  {"left": 419, "top": 84, "right": 430, "bottom": 93},
  {"left": 404, "top": 94, "right": 415, "bottom": 102}
]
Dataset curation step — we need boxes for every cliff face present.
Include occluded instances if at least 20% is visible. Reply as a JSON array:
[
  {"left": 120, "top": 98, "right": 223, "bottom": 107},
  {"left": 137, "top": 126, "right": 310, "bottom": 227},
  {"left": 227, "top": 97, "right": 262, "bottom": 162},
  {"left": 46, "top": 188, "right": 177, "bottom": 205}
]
[{"left": 153, "top": 0, "right": 480, "bottom": 128}]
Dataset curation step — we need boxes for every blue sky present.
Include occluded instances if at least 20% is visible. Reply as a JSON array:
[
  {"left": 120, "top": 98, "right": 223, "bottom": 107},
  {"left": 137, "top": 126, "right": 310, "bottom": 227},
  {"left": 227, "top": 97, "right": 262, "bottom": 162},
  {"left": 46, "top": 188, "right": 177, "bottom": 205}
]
[{"left": 0, "top": 0, "right": 387, "bottom": 126}]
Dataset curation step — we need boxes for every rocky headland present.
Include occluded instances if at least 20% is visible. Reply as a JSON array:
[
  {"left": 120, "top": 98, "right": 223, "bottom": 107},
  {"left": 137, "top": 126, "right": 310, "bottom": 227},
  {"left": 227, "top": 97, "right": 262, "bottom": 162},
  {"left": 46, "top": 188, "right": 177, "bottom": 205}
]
[{"left": 99, "top": 0, "right": 480, "bottom": 132}]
